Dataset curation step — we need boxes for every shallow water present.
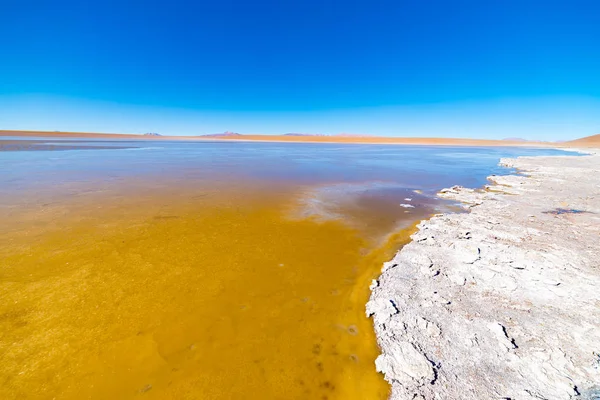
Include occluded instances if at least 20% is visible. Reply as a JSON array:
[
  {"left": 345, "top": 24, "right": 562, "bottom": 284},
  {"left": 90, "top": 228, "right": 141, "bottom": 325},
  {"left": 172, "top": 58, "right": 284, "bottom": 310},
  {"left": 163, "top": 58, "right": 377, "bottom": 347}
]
[{"left": 0, "top": 139, "right": 573, "bottom": 399}]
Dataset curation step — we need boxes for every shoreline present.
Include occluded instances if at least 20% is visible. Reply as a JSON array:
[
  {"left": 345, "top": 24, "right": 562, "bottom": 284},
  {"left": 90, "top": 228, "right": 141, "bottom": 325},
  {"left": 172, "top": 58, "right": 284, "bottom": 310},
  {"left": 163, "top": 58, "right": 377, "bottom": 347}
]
[
  {"left": 367, "top": 149, "right": 600, "bottom": 399},
  {"left": 0, "top": 130, "right": 566, "bottom": 148}
]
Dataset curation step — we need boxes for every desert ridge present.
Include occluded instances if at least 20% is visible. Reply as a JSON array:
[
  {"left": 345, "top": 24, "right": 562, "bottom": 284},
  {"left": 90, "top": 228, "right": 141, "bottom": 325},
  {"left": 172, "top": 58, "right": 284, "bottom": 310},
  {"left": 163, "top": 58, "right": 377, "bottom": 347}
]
[{"left": 566, "top": 133, "right": 600, "bottom": 147}]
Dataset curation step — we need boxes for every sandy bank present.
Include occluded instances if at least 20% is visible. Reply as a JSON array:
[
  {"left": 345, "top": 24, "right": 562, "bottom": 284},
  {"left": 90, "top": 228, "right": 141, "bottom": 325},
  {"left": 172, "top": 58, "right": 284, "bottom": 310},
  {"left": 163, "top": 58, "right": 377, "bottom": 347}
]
[{"left": 367, "top": 149, "right": 600, "bottom": 399}]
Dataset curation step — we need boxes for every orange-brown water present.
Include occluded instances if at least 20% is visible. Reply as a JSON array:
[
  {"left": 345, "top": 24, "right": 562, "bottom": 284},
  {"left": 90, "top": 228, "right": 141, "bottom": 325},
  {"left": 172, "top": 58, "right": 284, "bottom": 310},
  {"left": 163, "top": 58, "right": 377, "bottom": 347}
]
[
  {"left": 0, "top": 139, "right": 575, "bottom": 399},
  {"left": 0, "top": 180, "right": 419, "bottom": 400}
]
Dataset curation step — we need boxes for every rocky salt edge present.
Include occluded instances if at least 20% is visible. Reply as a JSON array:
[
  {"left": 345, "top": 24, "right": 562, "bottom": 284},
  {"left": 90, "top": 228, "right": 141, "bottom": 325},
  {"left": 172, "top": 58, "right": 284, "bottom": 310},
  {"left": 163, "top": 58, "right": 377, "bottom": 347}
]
[{"left": 367, "top": 149, "right": 600, "bottom": 400}]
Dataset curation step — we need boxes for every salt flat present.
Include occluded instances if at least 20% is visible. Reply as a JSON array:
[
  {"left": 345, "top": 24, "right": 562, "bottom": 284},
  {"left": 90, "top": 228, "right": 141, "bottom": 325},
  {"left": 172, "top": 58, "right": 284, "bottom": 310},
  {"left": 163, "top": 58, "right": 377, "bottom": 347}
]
[{"left": 368, "top": 149, "right": 600, "bottom": 399}]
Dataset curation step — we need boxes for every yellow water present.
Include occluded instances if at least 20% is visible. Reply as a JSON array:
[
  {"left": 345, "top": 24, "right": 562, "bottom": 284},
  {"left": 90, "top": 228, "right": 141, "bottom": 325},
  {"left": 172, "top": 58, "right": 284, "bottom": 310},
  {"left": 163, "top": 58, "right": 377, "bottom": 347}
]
[{"left": 0, "top": 182, "right": 416, "bottom": 399}]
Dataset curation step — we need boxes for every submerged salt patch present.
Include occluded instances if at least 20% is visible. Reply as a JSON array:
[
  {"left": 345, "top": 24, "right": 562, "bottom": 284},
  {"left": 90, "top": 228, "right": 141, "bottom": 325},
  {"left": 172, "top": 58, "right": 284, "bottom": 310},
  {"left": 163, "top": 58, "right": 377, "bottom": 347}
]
[{"left": 400, "top": 204, "right": 415, "bottom": 208}]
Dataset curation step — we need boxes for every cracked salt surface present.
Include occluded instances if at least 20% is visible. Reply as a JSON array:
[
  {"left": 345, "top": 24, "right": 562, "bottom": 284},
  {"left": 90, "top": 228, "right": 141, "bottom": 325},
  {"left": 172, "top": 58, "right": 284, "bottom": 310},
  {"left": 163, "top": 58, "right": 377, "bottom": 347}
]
[{"left": 368, "top": 149, "right": 600, "bottom": 399}]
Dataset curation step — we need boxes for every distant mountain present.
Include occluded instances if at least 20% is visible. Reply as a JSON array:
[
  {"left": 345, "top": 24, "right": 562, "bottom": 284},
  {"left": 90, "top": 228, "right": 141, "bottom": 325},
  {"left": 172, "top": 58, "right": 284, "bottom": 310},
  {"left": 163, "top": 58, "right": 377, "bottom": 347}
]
[
  {"left": 502, "top": 137, "right": 528, "bottom": 142},
  {"left": 143, "top": 132, "right": 162, "bottom": 136},
  {"left": 202, "top": 131, "right": 242, "bottom": 137},
  {"left": 566, "top": 133, "right": 600, "bottom": 145}
]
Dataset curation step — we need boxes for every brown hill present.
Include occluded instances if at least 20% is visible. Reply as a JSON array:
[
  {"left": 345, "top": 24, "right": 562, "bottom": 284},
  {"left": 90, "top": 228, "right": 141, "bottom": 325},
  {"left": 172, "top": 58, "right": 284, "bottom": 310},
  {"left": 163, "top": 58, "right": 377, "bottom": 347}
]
[{"left": 566, "top": 134, "right": 600, "bottom": 147}]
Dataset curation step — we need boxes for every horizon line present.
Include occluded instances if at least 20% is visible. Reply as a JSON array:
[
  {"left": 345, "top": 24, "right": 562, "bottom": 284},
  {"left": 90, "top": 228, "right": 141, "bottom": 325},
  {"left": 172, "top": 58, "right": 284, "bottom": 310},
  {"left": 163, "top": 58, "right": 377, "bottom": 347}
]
[{"left": 2, "top": 129, "right": 597, "bottom": 146}]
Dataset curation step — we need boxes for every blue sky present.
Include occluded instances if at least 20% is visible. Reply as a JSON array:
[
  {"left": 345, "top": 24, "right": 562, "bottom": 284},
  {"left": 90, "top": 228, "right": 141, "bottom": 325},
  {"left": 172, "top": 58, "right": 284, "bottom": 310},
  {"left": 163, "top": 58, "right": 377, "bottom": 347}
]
[{"left": 1, "top": 1, "right": 599, "bottom": 140}]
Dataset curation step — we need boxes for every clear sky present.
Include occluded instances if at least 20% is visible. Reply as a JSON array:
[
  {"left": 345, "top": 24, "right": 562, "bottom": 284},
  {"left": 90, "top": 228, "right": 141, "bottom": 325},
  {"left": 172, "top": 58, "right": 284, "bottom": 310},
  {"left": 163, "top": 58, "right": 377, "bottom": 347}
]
[{"left": 1, "top": 0, "right": 599, "bottom": 140}]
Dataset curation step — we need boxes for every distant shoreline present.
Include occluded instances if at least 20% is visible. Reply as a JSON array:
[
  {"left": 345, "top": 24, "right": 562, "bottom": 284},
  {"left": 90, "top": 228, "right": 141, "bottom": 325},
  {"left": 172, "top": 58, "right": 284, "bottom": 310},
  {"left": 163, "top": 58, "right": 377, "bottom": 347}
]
[{"left": 0, "top": 129, "right": 568, "bottom": 148}]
